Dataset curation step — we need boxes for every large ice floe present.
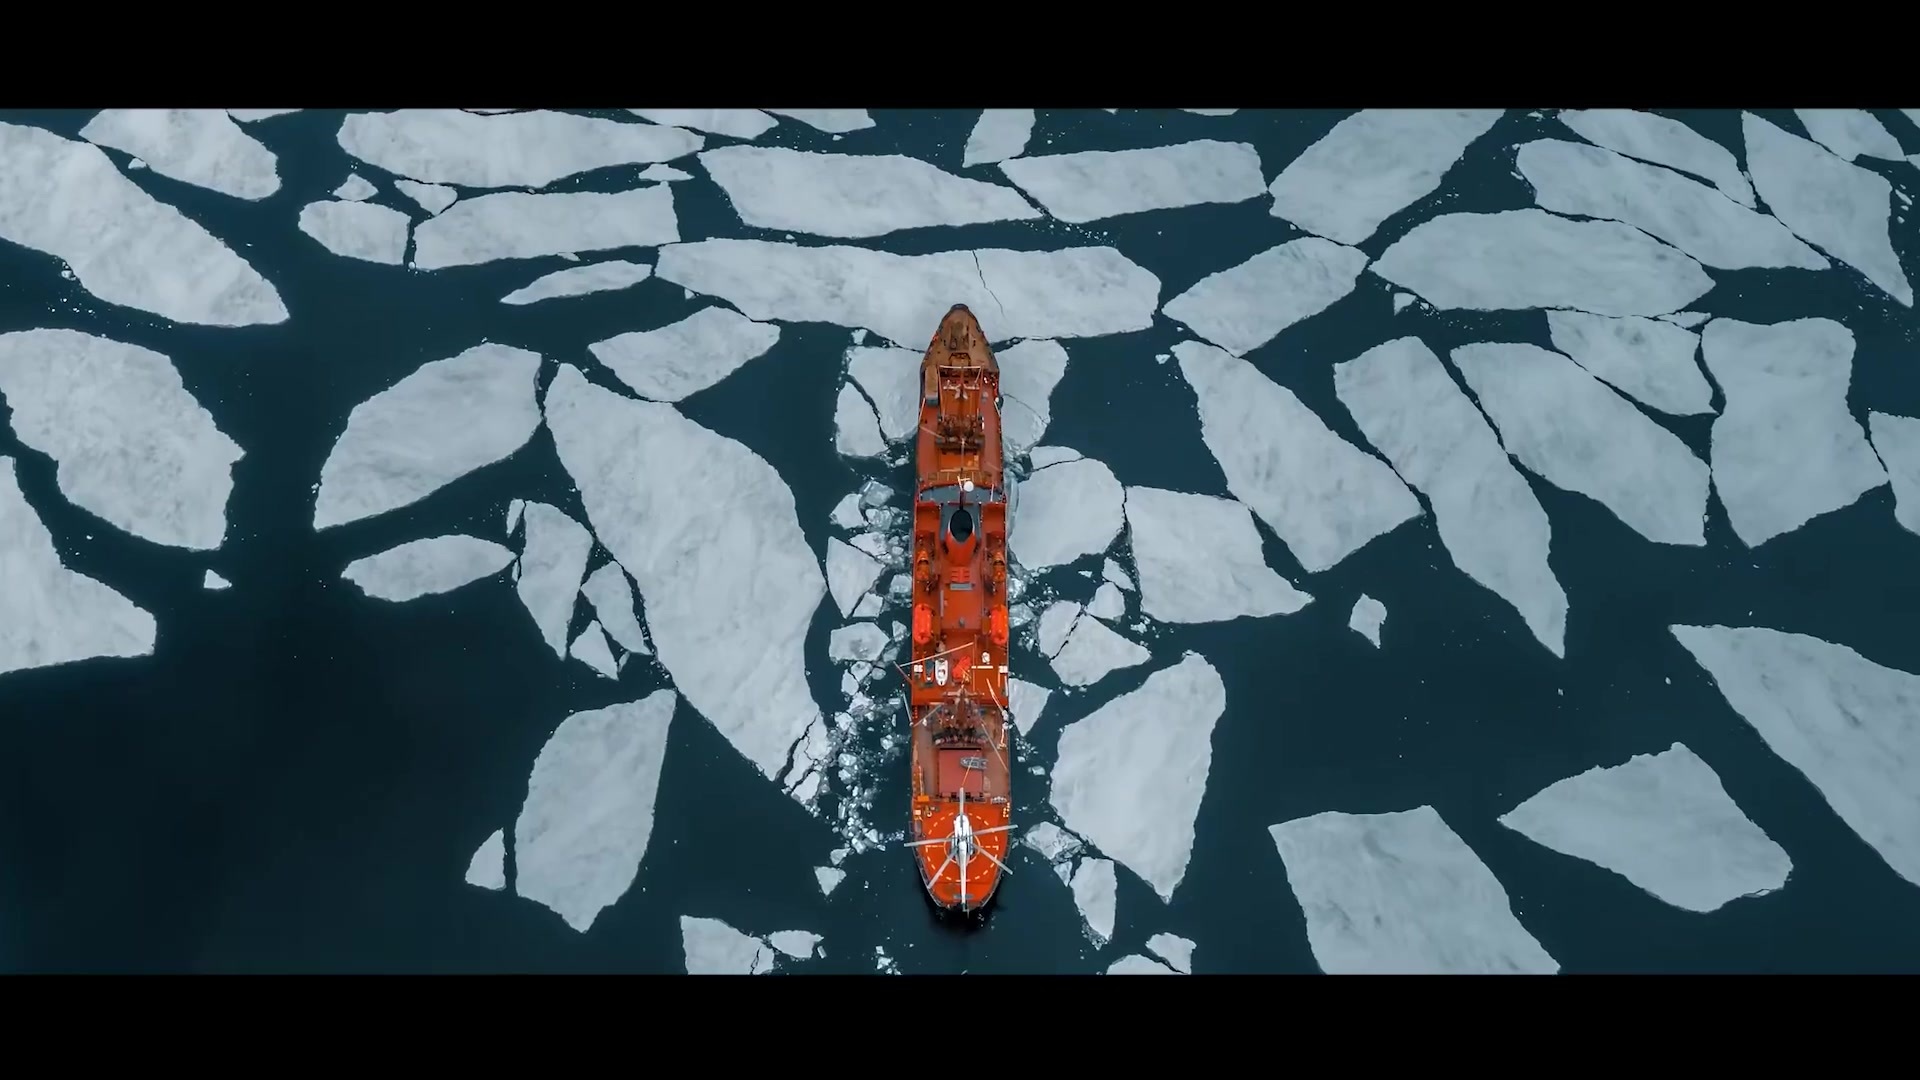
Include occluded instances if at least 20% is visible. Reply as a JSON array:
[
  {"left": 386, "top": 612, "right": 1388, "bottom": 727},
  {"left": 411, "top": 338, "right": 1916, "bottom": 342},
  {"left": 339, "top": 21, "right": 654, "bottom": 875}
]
[
  {"left": 1554, "top": 108, "right": 1755, "bottom": 208},
  {"left": 580, "top": 561, "right": 650, "bottom": 655},
  {"left": 1793, "top": 109, "right": 1906, "bottom": 162},
  {"left": 1742, "top": 113, "right": 1911, "bottom": 307},
  {"left": 826, "top": 538, "right": 885, "bottom": 618},
  {"left": 1270, "top": 806, "right": 1559, "bottom": 974},
  {"left": 998, "top": 340, "right": 1071, "bottom": 452},
  {"left": 0, "top": 329, "right": 241, "bottom": 551},
  {"left": 1516, "top": 138, "right": 1825, "bottom": 271},
  {"left": 1049, "top": 652, "right": 1224, "bottom": 901},
  {"left": 544, "top": 366, "right": 824, "bottom": 783},
  {"left": 502, "top": 260, "right": 652, "bottom": 305},
  {"left": 1176, "top": 341, "right": 1419, "bottom": 573},
  {"left": 679, "top": 916, "right": 814, "bottom": 974},
  {"left": 413, "top": 185, "right": 679, "bottom": 271},
  {"left": 765, "top": 109, "right": 874, "bottom": 134},
  {"left": 515, "top": 503, "right": 594, "bottom": 658},
  {"left": 654, "top": 239, "right": 1159, "bottom": 348},
  {"left": 79, "top": 109, "right": 280, "bottom": 200},
  {"left": 313, "top": 344, "right": 542, "bottom": 530},
  {"left": 1266, "top": 109, "right": 1503, "bottom": 244},
  {"left": 0, "top": 122, "right": 288, "bottom": 327},
  {"left": 1697, "top": 318, "right": 1886, "bottom": 547},
  {"left": 1868, "top": 412, "right": 1920, "bottom": 536},
  {"left": 963, "top": 109, "right": 1035, "bottom": 168},
  {"left": 297, "top": 200, "right": 410, "bottom": 265},
  {"left": 845, "top": 346, "right": 922, "bottom": 443},
  {"left": 1545, "top": 311, "right": 1713, "bottom": 417},
  {"left": 1161, "top": 237, "right": 1369, "bottom": 357},
  {"left": 627, "top": 108, "right": 777, "bottom": 141},
  {"left": 1499, "top": 742, "right": 1791, "bottom": 913},
  {"left": 1122, "top": 486, "right": 1311, "bottom": 623},
  {"left": 1451, "top": 342, "right": 1710, "bottom": 547},
  {"left": 341, "top": 535, "right": 513, "bottom": 602},
  {"left": 1671, "top": 624, "right": 1920, "bottom": 889},
  {"left": 0, "top": 457, "right": 156, "bottom": 678},
  {"left": 1006, "top": 676, "right": 1053, "bottom": 735},
  {"left": 1371, "top": 209, "right": 1714, "bottom": 316},
  {"left": 1050, "top": 607, "right": 1151, "bottom": 687},
  {"left": 1070, "top": 857, "right": 1118, "bottom": 944},
  {"left": 507, "top": 690, "right": 676, "bottom": 932},
  {"left": 337, "top": 109, "right": 702, "bottom": 189},
  {"left": 997, "top": 140, "right": 1267, "bottom": 223},
  {"left": 699, "top": 146, "right": 1040, "bottom": 239},
  {"left": 1333, "top": 338, "right": 1566, "bottom": 657},
  {"left": 587, "top": 306, "right": 780, "bottom": 402},
  {"left": 1008, "top": 457, "right": 1123, "bottom": 571}
]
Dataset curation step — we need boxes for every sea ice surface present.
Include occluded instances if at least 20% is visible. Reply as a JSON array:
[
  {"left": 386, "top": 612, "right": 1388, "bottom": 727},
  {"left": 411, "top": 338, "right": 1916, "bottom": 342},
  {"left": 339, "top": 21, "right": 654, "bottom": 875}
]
[
  {"left": 627, "top": 109, "right": 777, "bottom": 141},
  {"left": 297, "top": 200, "right": 410, "bottom": 265},
  {"left": 464, "top": 829, "right": 505, "bottom": 891},
  {"left": 342, "top": 535, "right": 513, "bottom": 602},
  {"left": 334, "top": 173, "right": 376, "bottom": 201},
  {"left": 1009, "top": 457, "right": 1124, "bottom": 571},
  {"left": 338, "top": 109, "right": 702, "bottom": 188},
  {"left": 1123, "top": 485, "right": 1311, "bottom": 624},
  {"left": 963, "top": 109, "right": 1035, "bottom": 168},
  {"left": 1868, "top": 411, "right": 1920, "bottom": 536},
  {"left": 569, "top": 621, "right": 619, "bottom": 679},
  {"left": 394, "top": 179, "right": 457, "bottom": 216},
  {"left": 1161, "top": 237, "right": 1369, "bottom": 356},
  {"left": 516, "top": 502, "right": 594, "bottom": 658},
  {"left": 998, "top": 140, "right": 1268, "bottom": 223},
  {"left": 1050, "top": 614, "right": 1150, "bottom": 687},
  {"left": 413, "top": 185, "right": 679, "bottom": 270},
  {"left": 588, "top": 306, "right": 780, "bottom": 403},
  {"left": 580, "top": 561, "right": 650, "bottom": 655},
  {"left": 765, "top": 109, "right": 874, "bottom": 134},
  {"left": 700, "top": 145, "right": 1040, "bottom": 239},
  {"left": 1545, "top": 310, "right": 1713, "bottom": 416},
  {"left": 826, "top": 538, "right": 885, "bottom": 618},
  {"left": 1071, "top": 858, "right": 1117, "bottom": 944},
  {"left": 502, "top": 260, "right": 653, "bottom": 305},
  {"left": 1555, "top": 108, "right": 1755, "bottom": 207},
  {"left": 1146, "top": 932, "right": 1195, "bottom": 974},
  {"left": 1267, "top": 109, "right": 1502, "bottom": 244},
  {"left": 1349, "top": 595, "right": 1386, "bottom": 647},
  {"left": 1006, "top": 676, "right": 1052, "bottom": 735},
  {"left": 80, "top": 108, "right": 280, "bottom": 200},
  {"left": 1793, "top": 109, "right": 1905, "bottom": 162},
  {"left": 1742, "top": 113, "right": 1911, "bottom": 306},
  {"left": 833, "top": 383, "right": 886, "bottom": 460}
]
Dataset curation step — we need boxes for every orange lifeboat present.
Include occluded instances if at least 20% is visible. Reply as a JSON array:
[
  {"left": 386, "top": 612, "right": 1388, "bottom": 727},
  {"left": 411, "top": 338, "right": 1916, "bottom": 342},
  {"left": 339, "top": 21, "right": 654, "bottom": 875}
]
[{"left": 899, "top": 304, "right": 1015, "bottom": 917}]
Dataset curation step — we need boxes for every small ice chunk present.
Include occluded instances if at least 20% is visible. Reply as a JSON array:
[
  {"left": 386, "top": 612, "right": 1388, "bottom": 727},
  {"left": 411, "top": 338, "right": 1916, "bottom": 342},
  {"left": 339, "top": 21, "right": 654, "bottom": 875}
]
[
  {"left": 1742, "top": 113, "right": 1911, "bottom": 306},
  {"left": 314, "top": 344, "right": 542, "bottom": 529},
  {"left": 1050, "top": 652, "right": 1224, "bottom": 901},
  {"left": 394, "top": 178, "right": 457, "bottom": 216},
  {"left": 829, "top": 623, "right": 888, "bottom": 663},
  {"left": 1145, "top": 932, "right": 1195, "bottom": 974},
  {"left": 228, "top": 109, "right": 301, "bottom": 123},
  {"left": 588, "top": 306, "right": 780, "bottom": 403},
  {"left": 569, "top": 620, "right": 619, "bottom": 679},
  {"left": 342, "top": 534, "right": 514, "bottom": 602},
  {"left": 629, "top": 109, "right": 775, "bottom": 140},
  {"left": 1181, "top": 109, "right": 1238, "bottom": 116},
  {"left": 701, "top": 146, "right": 1041, "bottom": 239},
  {"left": 0, "top": 457, "right": 155, "bottom": 677},
  {"left": 860, "top": 481, "right": 894, "bottom": 508},
  {"left": 999, "top": 340, "right": 1071, "bottom": 453},
  {"left": 1036, "top": 600, "right": 1082, "bottom": 658},
  {"left": 638, "top": 164, "right": 692, "bottom": 182},
  {"left": 1008, "top": 457, "right": 1124, "bottom": 571},
  {"left": 1393, "top": 292, "right": 1414, "bottom": 313},
  {"left": 1087, "top": 581, "right": 1126, "bottom": 621},
  {"left": 334, "top": 173, "right": 376, "bottom": 201},
  {"left": 846, "top": 346, "right": 922, "bottom": 443},
  {"left": 1373, "top": 208, "right": 1713, "bottom": 316},
  {"left": 814, "top": 866, "right": 846, "bottom": 896},
  {"left": 1023, "top": 821, "right": 1083, "bottom": 863},
  {"left": 515, "top": 691, "right": 677, "bottom": 932},
  {"left": 464, "top": 829, "right": 505, "bottom": 891},
  {"left": 1123, "top": 486, "right": 1312, "bottom": 623},
  {"left": 1107, "top": 954, "right": 1179, "bottom": 975},
  {"left": 768, "top": 930, "right": 821, "bottom": 959},
  {"left": 580, "top": 561, "right": 650, "bottom": 656},
  {"left": 1794, "top": 109, "right": 1905, "bottom": 162},
  {"left": 338, "top": 109, "right": 701, "bottom": 188},
  {"left": 203, "top": 570, "right": 231, "bottom": 591},
  {"left": 826, "top": 538, "right": 886, "bottom": 618},
  {"left": 1177, "top": 341, "right": 1418, "bottom": 573},
  {"left": 297, "top": 200, "right": 409, "bottom": 265},
  {"left": 1267, "top": 109, "right": 1503, "bottom": 244},
  {"left": 1162, "top": 237, "right": 1368, "bottom": 356},
  {"left": 1499, "top": 742, "right": 1791, "bottom": 913},
  {"left": 1006, "top": 677, "right": 1053, "bottom": 735},
  {"left": 414, "top": 185, "right": 679, "bottom": 271},
  {"left": 1348, "top": 595, "right": 1386, "bottom": 648},
  {"left": 1270, "top": 805, "right": 1558, "bottom": 974},
  {"left": 1546, "top": 310, "right": 1714, "bottom": 416},
  {"left": 516, "top": 503, "right": 593, "bottom": 657},
  {"left": 1672, "top": 624, "right": 1920, "bottom": 888},
  {"left": 1868, "top": 412, "right": 1920, "bottom": 536},
  {"left": 1452, "top": 342, "right": 1710, "bottom": 546},
  {"left": 963, "top": 108, "right": 1035, "bottom": 168},
  {"left": 680, "top": 915, "right": 772, "bottom": 975},
  {"left": 830, "top": 493, "right": 865, "bottom": 531},
  {"left": 998, "top": 140, "right": 1267, "bottom": 223},
  {"left": 1028, "top": 445, "right": 1081, "bottom": 470},
  {"left": 1070, "top": 858, "right": 1117, "bottom": 945},
  {"left": 834, "top": 383, "right": 886, "bottom": 459},
  {"left": 0, "top": 329, "right": 243, "bottom": 550},
  {"left": 1556, "top": 108, "right": 1755, "bottom": 207},
  {"left": 1698, "top": 318, "right": 1887, "bottom": 546},
  {"left": 851, "top": 592, "right": 882, "bottom": 619},
  {"left": 1102, "top": 557, "right": 1133, "bottom": 591},
  {"left": 766, "top": 109, "right": 875, "bottom": 133},
  {"left": 0, "top": 122, "right": 287, "bottom": 327},
  {"left": 502, "top": 260, "right": 653, "bottom": 305},
  {"left": 80, "top": 108, "right": 280, "bottom": 200},
  {"left": 507, "top": 499, "right": 525, "bottom": 534}
]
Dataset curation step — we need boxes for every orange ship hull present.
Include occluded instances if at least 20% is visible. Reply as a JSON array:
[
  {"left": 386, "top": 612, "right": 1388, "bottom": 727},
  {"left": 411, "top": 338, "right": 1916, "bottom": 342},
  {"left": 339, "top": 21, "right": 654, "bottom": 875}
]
[{"left": 902, "top": 305, "right": 1014, "bottom": 916}]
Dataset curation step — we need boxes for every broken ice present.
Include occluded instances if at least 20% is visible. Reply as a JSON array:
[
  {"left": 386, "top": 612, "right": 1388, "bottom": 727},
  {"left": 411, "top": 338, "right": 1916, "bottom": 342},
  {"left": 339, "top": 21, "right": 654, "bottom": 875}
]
[
  {"left": 334, "top": 173, "right": 376, "bottom": 201},
  {"left": 1868, "top": 412, "right": 1920, "bottom": 536},
  {"left": 628, "top": 108, "right": 777, "bottom": 141},
  {"left": 341, "top": 535, "right": 514, "bottom": 602},
  {"left": 1555, "top": 108, "right": 1755, "bottom": 208},
  {"left": 700, "top": 145, "right": 1041, "bottom": 239},
  {"left": 963, "top": 109, "right": 1034, "bottom": 168},
  {"left": 1162, "top": 237, "right": 1369, "bottom": 356},
  {"left": 298, "top": 200, "right": 409, "bottom": 265},
  {"left": 516, "top": 502, "right": 594, "bottom": 659},
  {"left": 998, "top": 140, "right": 1267, "bottom": 223},
  {"left": 395, "top": 178, "right": 456, "bottom": 216},
  {"left": 502, "top": 260, "right": 653, "bottom": 305},
  {"left": 998, "top": 340, "right": 1070, "bottom": 453},
  {"left": 1106, "top": 954, "right": 1179, "bottom": 975},
  {"left": 413, "top": 185, "right": 679, "bottom": 271},
  {"left": 1348, "top": 595, "right": 1385, "bottom": 648},
  {"left": 1008, "top": 457, "right": 1123, "bottom": 571},
  {"left": 834, "top": 383, "right": 886, "bottom": 460},
  {"left": 829, "top": 623, "right": 888, "bottom": 663},
  {"left": 464, "top": 829, "right": 505, "bottom": 891},
  {"left": 826, "top": 538, "right": 885, "bottom": 619},
  {"left": 338, "top": 109, "right": 702, "bottom": 189},
  {"left": 1545, "top": 310, "right": 1713, "bottom": 417},
  {"left": 1146, "top": 932, "right": 1194, "bottom": 974},
  {"left": 580, "top": 561, "right": 651, "bottom": 655},
  {"left": 1793, "top": 109, "right": 1905, "bottom": 162},
  {"left": 1123, "top": 485, "right": 1311, "bottom": 624},
  {"left": 846, "top": 346, "right": 922, "bottom": 443},
  {"left": 1267, "top": 109, "right": 1502, "bottom": 244},
  {"left": 588, "top": 306, "right": 780, "bottom": 402},
  {"left": 569, "top": 621, "right": 619, "bottom": 679},
  {"left": 1742, "top": 113, "right": 1911, "bottom": 306},
  {"left": 1006, "top": 677, "right": 1052, "bottom": 735},
  {"left": 1050, "top": 613, "right": 1150, "bottom": 687},
  {"left": 80, "top": 108, "right": 280, "bottom": 200},
  {"left": 1071, "top": 858, "right": 1117, "bottom": 945},
  {"left": 765, "top": 109, "right": 874, "bottom": 134}
]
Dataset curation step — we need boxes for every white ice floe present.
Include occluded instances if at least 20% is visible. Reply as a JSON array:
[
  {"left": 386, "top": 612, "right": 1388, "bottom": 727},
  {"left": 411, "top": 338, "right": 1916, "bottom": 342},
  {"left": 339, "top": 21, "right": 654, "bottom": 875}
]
[
  {"left": 1546, "top": 310, "right": 1713, "bottom": 416},
  {"left": 628, "top": 108, "right": 777, "bottom": 141},
  {"left": 834, "top": 383, "right": 886, "bottom": 459},
  {"left": 313, "top": 343, "right": 542, "bottom": 529},
  {"left": 515, "top": 690, "right": 676, "bottom": 932},
  {"left": 998, "top": 140, "right": 1267, "bottom": 223},
  {"left": 1051, "top": 614, "right": 1150, "bottom": 687},
  {"left": 1023, "top": 821, "right": 1084, "bottom": 864},
  {"left": 297, "top": 200, "right": 409, "bottom": 265},
  {"left": 1071, "top": 858, "right": 1117, "bottom": 945},
  {"left": 1499, "top": 742, "right": 1791, "bottom": 913},
  {"left": 768, "top": 930, "right": 821, "bottom": 959},
  {"left": 829, "top": 492, "right": 865, "bottom": 531},
  {"left": 1102, "top": 557, "right": 1133, "bottom": 591},
  {"left": 507, "top": 498, "right": 525, "bottom": 534},
  {"left": 338, "top": 109, "right": 702, "bottom": 189},
  {"left": 1332, "top": 337, "right": 1566, "bottom": 657},
  {"left": 828, "top": 623, "right": 888, "bottom": 663},
  {"left": 655, "top": 239, "right": 1159, "bottom": 348},
  {"left": 1556, "top": 108, "right": 1755, "bottom": 208},
  {"left": 1009, "top": 457, "right": 1124, "bottom": 571},
  {"left": 203, "top": 570, "right": 231, "bottom": 591},
  {"left": 1006, "top": 676, "right": 1052, "bottom": 735},
  {"left": 999, "top": 340, "right": 1070, "bottom": 453},
  {"left": 80, "top": 108, "right": 280, "bottom": 200},
  {"left": 1087, "top": 581, "right": 1126, "bottom": 621},
  {"left": 1672, "top": 624, "right": 1920, "bottom": 889},
  {"left": 1177, "top": 341, "right": 1419, "bottom": 573},
  {"left": 1146, "top": 932, "right": 1195, "bottom": 974},
  {"left": 588, "top": 306, "right": 780, "bottom": 403},
  {"left": 464, "top": 829, "right": 505, "bottom": 891},
  {"left": 1743, "top": 113, "right": 1911, "bottom": 306},
  {"left": 1699, "top": 318, "right": 1886, "bottom": 546},
  {"left": 1349, "top": 595, "right": 1386, "bottom": 647},
  {"left": 851, "top": 593, "right": 881, "bottom": 619},
  {"left": 1049, "top": 652, "right": 1223, "bottom": 900},
  {"left": 342, "top": 534, "right": 513, "bottom": 602},
  {"left": 334, "top": 173, "right": 376, "bottom": 201},
  {"left": 394, "top": 178, "right": 457, "bottom": 216},
  {"left": 766, "top": 109, "right": 874, "bottom": 134},
  {"left": 1036, "top": 600, "right": 1082, "bottom": 658},
  {"left": 1372, "top": 209, "right": 1713, "bottom": 316},
  {"left": 1271, "top": 806, "right": 1558, "bottom": 974},
  {"left": 580, "top": 561, "right": 650, "bottom": 655},
  {"left": 569, "top": 620, "right": 619, "bottom": 679},
  {"left": 1162, "top": 237, "right": 1368, "bottom": 356},
  {"left": 0, "top": 329, "right": 242, "bottom": 550},
  {"left": 544, "top": 366, "right": 826, "bottom": 782},
  {"left": 964, "top": 108, "right": 1034, "bottom": 168},
  {"left": 814, "top": 866, "right": 845, "bottom": 896},
  {"left": 228, "top": 108, "right": 301, "bottom": 123},
  {"left": 826, "top": 538, "right": 886, "bottom": 619},
  {"left": 1868, "top": 412, "right": 1920, "bottom": 536},
  {"left": 1393, "top": 293, "right": 1414, "bottom": 314},
  {"left": 680, "top": 915, "right": 776, "bottom": 974},
  {"left": 1794, "top": 109, "right": 1905, "bottom": 162},
  {"left": 516, "top": 502, "right": 594, "bottom": 658},
  {"left": 638, "top": 164, "right": 691, "bottom": 182},
  {"left": 502, "top": 260, "right": 653, "bottom": 305},
  {"left": 1030, "top": 446, "right": 1082, "bottom": 470},
  {"left": 0, "top": 457, "right": 155, "bottom": 678},
  {"left": 0, "top": 122, "right": 287, "bottom": 327},
  {"left": 701, "top": 145, "right": 1040, "bottom": 239},
  {"left": 1107, "top": 954, "right": 1180, "bottom": 974},
  {"left": 1267, "top": 109, "right": 1502, "bottom": 245},
  {"left": 1122, "top": 485, "right": 1312, "bottom": 624},
  {"left": 414, "top": 185, "right": 679, "bottom": 270},
  {"left": 846, "top": 346, "right": 920, "bottom": 442},
  {"left": 1452, "top": 342, "right": 1710, "bottom": 546}
]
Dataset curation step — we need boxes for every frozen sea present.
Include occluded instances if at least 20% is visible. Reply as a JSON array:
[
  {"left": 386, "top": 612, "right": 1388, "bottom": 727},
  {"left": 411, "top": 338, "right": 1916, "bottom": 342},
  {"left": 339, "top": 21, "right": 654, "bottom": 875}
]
[{"left": 2, "top": 107, "right": 1919, "bottom": 974}]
